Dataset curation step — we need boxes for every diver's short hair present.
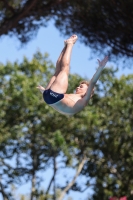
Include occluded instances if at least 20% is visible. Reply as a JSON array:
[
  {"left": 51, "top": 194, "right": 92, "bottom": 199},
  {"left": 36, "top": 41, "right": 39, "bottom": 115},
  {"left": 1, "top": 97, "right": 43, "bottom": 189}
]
[{"left": 80, "top": 80, "right": 89, "bottom": 86}]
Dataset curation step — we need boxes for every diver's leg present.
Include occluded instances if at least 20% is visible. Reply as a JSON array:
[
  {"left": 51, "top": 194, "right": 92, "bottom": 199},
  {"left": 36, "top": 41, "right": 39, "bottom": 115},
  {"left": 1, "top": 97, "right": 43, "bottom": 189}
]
[
  {"left": 50, "top": 35, "right": 78, "bottom": 93},
  {"left": 45, "top": 46, "right": 66, "bottom": 90}
]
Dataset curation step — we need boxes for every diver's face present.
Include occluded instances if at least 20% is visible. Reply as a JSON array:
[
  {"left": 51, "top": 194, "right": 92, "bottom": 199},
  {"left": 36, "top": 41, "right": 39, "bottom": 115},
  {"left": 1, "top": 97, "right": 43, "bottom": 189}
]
[{"left": 76, "top": 83, "right": 88, "bottom": 95}]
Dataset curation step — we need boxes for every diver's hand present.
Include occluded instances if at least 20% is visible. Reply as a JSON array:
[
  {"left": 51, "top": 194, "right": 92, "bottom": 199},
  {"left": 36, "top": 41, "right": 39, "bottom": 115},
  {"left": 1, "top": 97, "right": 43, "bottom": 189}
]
[
  {"left": 97, "top": 56, "right": 108, "bottom": 68},
  {"left": 36, "top": 85, "right": 45, "bottom": 94}
]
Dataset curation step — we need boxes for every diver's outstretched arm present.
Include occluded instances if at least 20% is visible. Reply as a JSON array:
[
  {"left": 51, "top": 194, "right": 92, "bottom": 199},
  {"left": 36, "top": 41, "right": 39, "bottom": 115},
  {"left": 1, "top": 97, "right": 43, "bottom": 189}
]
[{"left": 84, "top": 56, "right": 108, "bottom": 102}]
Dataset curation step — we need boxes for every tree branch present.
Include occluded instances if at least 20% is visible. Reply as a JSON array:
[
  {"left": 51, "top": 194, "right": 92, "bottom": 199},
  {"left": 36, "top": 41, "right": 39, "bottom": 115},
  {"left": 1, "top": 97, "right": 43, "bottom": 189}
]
[
  {"left": 80, "top": 183, "right": 95, "bottom": 193},
  {"left": 0, "top": 179, "right": 9, "bottom": 200},
  {"left": 45, "top": 155, "right": 57, "bottom": 200},
  {"left": 0, "top": 0, "right": 38, "bottom": 35},
  {"left": 58, "top": 156, "right": 86, "bottom": 200},
  {"left": 53, "top": 155, "right": 57, "bottom": 200},
  {"left": 0, "top": 0, "right": 68, "bottom": 36}
]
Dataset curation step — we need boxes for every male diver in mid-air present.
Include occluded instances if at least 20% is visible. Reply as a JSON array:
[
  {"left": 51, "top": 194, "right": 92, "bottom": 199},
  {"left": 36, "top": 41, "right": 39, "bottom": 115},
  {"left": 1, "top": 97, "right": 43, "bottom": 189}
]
[{"left": 37, "top": 35, "right": 108, "bottom": 116}]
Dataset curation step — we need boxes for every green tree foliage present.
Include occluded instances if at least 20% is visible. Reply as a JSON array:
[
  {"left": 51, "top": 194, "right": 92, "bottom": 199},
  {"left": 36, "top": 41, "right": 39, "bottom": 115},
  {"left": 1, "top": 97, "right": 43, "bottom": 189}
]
[
  {"left": 1, "top": 52, "right": 133, "bottom": 200},
  {"left": 84, "top": 71, "right": 133, "bottom": 200},
  {"left": 0, "top": 51, "right": 94, "bottom": 200},
  {"left": 0, "top": 0, "right": 133, "bottom": 62},
  {"left": 0, "top": 51, "right": 56, "bottom": 200}
]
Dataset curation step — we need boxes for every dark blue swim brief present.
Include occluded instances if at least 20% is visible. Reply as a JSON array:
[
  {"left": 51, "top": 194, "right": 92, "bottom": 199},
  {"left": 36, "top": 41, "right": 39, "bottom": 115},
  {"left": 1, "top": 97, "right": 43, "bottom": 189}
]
[{"left": 43, "top": 89, "right": 64, "bottom": 105}]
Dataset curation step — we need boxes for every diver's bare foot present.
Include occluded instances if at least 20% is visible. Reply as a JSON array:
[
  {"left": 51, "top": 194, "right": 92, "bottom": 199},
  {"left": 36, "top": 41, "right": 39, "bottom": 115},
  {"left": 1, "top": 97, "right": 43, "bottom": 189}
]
[{"left": 64, "top": 35, "right": 78, "bottom": 45}]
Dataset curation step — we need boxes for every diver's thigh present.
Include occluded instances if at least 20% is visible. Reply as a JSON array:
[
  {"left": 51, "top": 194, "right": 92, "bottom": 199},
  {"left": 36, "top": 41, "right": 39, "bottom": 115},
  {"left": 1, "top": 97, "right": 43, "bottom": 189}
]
[
  {"left": 50, "top": 71, "right": 68, "bottom": 93},
  {"left": 45, "top": 76, "right": 56, "bottom": 90}
]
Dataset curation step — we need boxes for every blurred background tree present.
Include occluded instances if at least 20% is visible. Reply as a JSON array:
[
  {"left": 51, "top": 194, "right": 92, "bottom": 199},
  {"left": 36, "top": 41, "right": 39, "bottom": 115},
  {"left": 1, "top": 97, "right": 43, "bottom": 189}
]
[
  {"left": 84, "top": 71, "right": 133, "bottom": 200},
  {"left": 0, "top": 52, "right": 133, "bottom": 199},
  {"left": 0, "top": 52, "right": 97, "bottom": 199}
]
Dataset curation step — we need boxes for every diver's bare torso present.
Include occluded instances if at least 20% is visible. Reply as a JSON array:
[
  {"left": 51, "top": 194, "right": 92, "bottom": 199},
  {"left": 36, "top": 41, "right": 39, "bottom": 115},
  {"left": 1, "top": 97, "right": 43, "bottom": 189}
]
[{"left": 50, "top": 94, "right": 85, "bottom": 116}]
